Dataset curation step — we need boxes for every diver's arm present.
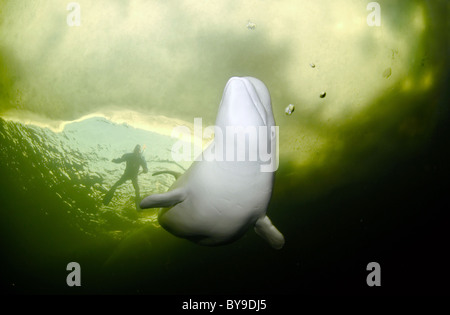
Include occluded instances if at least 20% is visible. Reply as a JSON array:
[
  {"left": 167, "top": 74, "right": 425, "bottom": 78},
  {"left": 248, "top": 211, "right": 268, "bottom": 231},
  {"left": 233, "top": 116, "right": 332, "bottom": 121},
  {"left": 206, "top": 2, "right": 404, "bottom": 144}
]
[
  {"left": 112, "top": 154, "right": 127, "bottom": 163},
  {"left": 141, "top": 156, "right": 149, "bottom": 173}
]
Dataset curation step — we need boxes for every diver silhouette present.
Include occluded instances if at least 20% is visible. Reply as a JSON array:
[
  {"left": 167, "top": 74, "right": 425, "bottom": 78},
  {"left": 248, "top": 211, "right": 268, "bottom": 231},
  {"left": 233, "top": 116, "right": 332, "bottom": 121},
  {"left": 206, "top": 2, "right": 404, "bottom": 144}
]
[{"left": 103, "top": 144, "right": 148, "bottom": 209}]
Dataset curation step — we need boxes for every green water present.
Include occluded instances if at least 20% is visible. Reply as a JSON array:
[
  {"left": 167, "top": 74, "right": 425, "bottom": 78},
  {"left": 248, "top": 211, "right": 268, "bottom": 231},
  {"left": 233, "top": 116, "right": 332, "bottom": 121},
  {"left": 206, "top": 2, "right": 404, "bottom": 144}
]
[{"left": 1, "top": 108, "right": 449, "bottom": 294}]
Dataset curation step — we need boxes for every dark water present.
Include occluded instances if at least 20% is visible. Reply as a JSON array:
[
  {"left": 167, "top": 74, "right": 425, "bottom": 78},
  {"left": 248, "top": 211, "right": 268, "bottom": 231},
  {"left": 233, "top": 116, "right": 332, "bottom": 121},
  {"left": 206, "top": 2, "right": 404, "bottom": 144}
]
[{"left": 1, "top": 100, "right": 449, "bottom": 295}]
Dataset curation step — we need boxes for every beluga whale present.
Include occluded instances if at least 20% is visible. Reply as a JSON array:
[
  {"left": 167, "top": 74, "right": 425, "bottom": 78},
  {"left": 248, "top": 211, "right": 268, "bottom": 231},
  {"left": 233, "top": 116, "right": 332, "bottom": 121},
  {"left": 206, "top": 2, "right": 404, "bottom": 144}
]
[{"left": 140, "top": 77, "right": 284, "bottom": 249}]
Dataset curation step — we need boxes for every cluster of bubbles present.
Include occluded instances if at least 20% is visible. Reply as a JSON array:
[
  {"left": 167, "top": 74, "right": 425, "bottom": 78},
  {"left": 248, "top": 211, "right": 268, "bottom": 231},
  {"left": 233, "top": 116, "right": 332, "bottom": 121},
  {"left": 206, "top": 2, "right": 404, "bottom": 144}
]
[
  {"left": 285, "top": 62, "right": 327, "bottom": 116},
  {"left": 244, "top": 19, "right": 328, "bottom": 117}
]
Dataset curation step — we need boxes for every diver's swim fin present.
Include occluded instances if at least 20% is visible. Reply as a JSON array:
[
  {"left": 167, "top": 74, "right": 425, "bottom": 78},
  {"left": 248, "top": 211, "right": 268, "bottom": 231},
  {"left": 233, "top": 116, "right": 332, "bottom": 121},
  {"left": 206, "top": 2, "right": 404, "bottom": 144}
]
[
  {"left": 140, "top": 188, "right": 187, "bottom": 209},
  {"left": 135, "top": 196, "right": 141, "bottom": 211},
  {"left": 103, "top": 190, "right": 114, "bottom": 206},
  {"left": 254, "top": 216, "right": 285, "bottom": 250}
]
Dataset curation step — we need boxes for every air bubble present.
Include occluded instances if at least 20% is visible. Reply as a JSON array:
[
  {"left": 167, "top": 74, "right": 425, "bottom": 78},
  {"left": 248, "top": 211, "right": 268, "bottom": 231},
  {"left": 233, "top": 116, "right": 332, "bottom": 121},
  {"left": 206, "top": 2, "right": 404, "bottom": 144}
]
[
  {"left": 285, "top": 104, "right": 295, "bottom": 115},
  {"left": 383, "top": 67, "right": 392, "bottom": 78},
  {"left": 246, "top": 20, "right": 256, "bottom": 30}
]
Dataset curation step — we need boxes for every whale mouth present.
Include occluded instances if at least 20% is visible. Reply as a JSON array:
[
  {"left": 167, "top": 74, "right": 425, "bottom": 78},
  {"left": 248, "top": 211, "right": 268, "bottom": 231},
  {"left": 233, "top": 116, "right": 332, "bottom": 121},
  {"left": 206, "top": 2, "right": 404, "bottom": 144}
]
[{"left": 223, "top": 77, "right": 268, "bottom": 126}]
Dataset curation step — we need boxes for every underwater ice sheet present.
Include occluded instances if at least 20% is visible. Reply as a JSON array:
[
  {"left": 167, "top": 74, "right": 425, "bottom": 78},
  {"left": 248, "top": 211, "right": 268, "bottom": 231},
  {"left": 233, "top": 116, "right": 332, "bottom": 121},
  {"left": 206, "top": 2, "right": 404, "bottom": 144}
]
[{"left": 0, "top": 117, "right": 188, "bottom": 237}]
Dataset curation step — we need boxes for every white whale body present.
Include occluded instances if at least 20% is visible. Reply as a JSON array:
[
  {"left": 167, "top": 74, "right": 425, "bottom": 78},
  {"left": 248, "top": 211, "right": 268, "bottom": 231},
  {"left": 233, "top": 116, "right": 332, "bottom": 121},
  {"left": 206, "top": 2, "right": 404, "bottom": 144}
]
[{"left": 140, "top": 77, "right": 284, "bottom": 249}]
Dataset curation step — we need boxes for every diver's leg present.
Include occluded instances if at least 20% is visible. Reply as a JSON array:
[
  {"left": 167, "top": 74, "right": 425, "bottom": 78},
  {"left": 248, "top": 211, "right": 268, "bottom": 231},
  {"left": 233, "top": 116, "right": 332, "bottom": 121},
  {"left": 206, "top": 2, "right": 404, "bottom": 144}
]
[
  {"left": 131, "top": 177, "right": 140, "bottom": 197},
  {"left": 131, "top": 177, "right": 141, "bottom": 210},
  {"left": 111, "top": 176, "right": 127, "bottom": 192},
  {"left": 103, "top": 176, "right": 126, "bottom": 205}
]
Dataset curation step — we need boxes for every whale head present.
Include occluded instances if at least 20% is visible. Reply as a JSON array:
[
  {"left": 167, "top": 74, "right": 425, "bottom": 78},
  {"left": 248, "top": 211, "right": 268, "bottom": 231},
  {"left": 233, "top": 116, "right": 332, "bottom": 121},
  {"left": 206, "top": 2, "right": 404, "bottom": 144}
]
[
  {"left": 208, "top": 76, "right": 277, "bottom": 172},
  {"left": 215, "top": 77, "right": 275, "bottom": 129}
]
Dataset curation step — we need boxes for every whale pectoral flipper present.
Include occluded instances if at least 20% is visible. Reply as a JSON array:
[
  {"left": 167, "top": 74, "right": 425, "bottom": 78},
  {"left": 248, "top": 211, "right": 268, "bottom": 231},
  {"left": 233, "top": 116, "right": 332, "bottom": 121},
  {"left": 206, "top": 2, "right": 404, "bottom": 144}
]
[
  {"left": 140, "top": 188, "right": 187, "bottom": 209},
  {"left": 254, "top": 216, "right": 285, "bottom": 250}
]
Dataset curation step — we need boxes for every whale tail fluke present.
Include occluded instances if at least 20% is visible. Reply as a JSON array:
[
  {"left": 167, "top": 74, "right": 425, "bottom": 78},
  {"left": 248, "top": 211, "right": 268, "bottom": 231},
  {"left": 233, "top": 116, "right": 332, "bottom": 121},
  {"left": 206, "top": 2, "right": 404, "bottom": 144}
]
[{"left": 254, "top": 215, "right": 285, "bottom": 250}]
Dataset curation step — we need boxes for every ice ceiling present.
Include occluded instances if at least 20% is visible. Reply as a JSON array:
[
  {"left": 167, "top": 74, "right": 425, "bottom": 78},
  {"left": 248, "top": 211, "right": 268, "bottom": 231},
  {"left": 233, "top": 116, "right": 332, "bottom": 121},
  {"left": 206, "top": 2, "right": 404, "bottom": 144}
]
[{"left": 0, "top": 0, "right": 448, "bottom": 199}]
